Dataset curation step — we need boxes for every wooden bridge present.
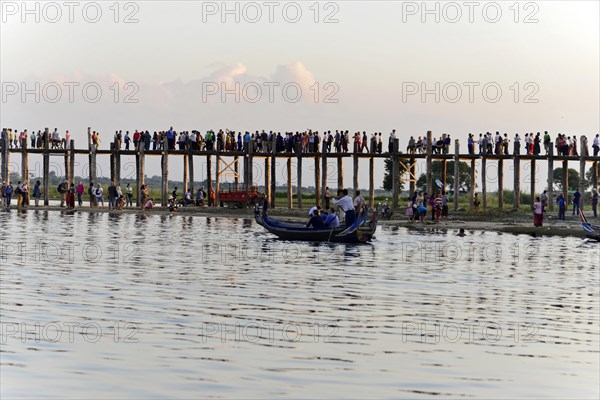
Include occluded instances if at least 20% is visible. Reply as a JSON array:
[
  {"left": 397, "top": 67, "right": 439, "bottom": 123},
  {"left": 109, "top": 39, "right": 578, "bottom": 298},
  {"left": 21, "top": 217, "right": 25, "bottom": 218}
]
[{"left": 1, "top": 128, "right": 598, "bottom": 212}]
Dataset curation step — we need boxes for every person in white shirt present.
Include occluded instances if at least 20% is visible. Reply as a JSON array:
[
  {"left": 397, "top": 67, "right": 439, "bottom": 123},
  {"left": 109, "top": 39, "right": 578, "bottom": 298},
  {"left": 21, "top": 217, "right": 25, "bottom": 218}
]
[
  {"left": 308, "top": 205, "right": 321, "bottom": 216},
  {"left": 593, "top": 134, "right": 600, "bottom": 156},
  {"left": 332, "top": 189, "right": 355, "bottom": 227},
  {"left": 353, "top": 190, "right": 366, "bottom": 214},
  {"left": 513, "top": 134, "right": 520, "bottom": 155}
]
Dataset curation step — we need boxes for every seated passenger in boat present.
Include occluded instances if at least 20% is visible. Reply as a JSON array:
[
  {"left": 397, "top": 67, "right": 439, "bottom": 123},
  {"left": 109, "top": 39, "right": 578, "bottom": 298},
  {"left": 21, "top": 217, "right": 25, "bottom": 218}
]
[
  {"left": 306, "top": 209, "right": 324, "bottom": 228},
  {"left": 324, "top": 207, "right": 340, "bottom": 228}
]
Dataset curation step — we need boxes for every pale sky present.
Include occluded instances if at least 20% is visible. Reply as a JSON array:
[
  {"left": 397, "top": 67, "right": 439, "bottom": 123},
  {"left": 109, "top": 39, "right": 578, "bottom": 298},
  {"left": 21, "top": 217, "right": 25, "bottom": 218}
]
[{"left": 1, "top": 0, "right": 599, "bottom": 190}]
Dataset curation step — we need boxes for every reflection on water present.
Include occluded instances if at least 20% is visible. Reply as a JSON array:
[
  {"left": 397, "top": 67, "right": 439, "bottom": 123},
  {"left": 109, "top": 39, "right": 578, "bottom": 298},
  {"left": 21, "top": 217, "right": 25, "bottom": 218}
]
[{"left": 1, "top": 210, "right": 599, "bottom": 398}]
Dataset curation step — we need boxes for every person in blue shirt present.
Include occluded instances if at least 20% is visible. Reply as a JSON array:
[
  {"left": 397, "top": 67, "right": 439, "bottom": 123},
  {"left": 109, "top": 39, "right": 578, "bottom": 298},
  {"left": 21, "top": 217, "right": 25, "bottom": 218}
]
[
  {"left": 306, "top": 209, "right": 324, "bottom": 229},
  {"left": 572, "top": 189, "right": 581, "bottom": 215},
  {"left": 324, "top": 208, "right": 340, "bottom": 228},
  {"left": 4, "top": 181, "right": 13, "bottom": 209},
  {"left": 557, "top": 193, "right": 566, "bottom": 220}
]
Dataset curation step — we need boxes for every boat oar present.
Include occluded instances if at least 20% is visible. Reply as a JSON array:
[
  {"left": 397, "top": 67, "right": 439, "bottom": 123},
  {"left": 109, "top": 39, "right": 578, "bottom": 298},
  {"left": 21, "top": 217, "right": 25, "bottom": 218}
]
[{"left": 328, "top": 211, "right": 338, "bottom": 242}]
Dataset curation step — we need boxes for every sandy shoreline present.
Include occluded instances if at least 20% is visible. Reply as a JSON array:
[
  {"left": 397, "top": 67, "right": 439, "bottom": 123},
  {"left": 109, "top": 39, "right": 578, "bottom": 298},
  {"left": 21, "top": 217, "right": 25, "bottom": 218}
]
[{"left": 4, "top": 204, "right": 593, "bottom": 239}]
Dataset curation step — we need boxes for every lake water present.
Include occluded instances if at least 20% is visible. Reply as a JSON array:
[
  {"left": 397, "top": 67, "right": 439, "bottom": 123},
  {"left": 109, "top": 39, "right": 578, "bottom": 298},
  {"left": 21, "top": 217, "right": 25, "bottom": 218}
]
[{"left": 1, "top": 210, "right": 599, "bottom": 398}]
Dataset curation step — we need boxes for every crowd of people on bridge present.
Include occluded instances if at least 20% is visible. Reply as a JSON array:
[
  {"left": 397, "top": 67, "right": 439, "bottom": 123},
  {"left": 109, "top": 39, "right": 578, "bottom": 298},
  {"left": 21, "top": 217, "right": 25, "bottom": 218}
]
[
  {"left": 3, "top": 127, "right": 599, "bottom": 158},
  {"left": 0, "top": 128, "right": 71, "bottom": 150}
]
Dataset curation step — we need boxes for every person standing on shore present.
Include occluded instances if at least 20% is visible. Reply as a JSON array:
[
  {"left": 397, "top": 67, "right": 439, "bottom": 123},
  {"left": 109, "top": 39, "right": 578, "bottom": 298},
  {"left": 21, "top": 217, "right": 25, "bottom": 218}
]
[
  {"left": 324, "top": 187, "right": 331, "bottom": 209},
  {"left": 593, "top": 134, "right": 599, "bottom": 156},
  {"left": 140, "top": 184, "right": 149, "bottom": 209},
  {"left": 126, "top": 183, "right": 133, "bottom": 207},
  {"left": 533, "top": 196, "right": 544, "bottom": 227},
  {"left": 434, "top": 193, "right": 443, "bottom": 223},
  {"left": 572, "top": 189, "right": 581, "bottom": 215},
  {"left": 196, "top": 187, "right": 204, "bottom": 207},
  {"left": 95, "top": 183, "right": 104, "bottom": 207},
  {"left": 591, "top": 188, "right": 598, "bottom": 218},
  {"left": 557, "top": 193, "right": 566, "bottom": 220},
  {"left": 67, "top": 182, "right": 75, "bottom": 209},
  {"left": 209, "top": 188, "right": 215, "bottom": 207},
  {"left": 4, "top": 181, "right": 13, "bottom": 209},
  {"left": 441, "top": 191, "right": 449, "bottom": 221},
  {"left": 473, "top": 193, "right": 480, "bottom": 210},
  {"left": 16, "top": 181, "right": 24, "bottom": 208},
  {"left": 1, "top": 181, "right": 6, "bottom": 208},
  {"left": 406, "top": 198, "right": 414, "bottom": 222},
  {"left": 108, "top": 182, "right": 117, "bottom": 210},
  {"left": 33, "top": 180, "right": 42, "bottom": 207},
  {"left": 57, "top": 181, "right": 67, "bottom": 207},
  {"left": 88, "top": 183, "right": 96, "bottom": 208},
  {"left": 541, "top": 190, "right": 548, "bottom": 214},
  {"left": 76, "top": 181, "right": 84, "bottom": 206}
]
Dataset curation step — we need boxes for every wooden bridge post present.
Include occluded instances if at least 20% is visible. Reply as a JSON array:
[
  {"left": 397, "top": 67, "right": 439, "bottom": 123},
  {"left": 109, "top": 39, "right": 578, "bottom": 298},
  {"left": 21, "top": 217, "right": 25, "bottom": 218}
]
[
  {"left": 453, "top": 140, "right": 459, "bottom": 211},
  {"left": 337, "top": 156, "right": 344, "bottom": 190},
  {"left": 315, "top": 152, "right": 321, "bottom": 208},
  {"left": 136, "top": 143, "right": 145, "bottom": 206},
  {"left": 409, "top": 158, "right": 416, "bottom": 196},
  {"left": 88, "top": 127, "right": 97, "bottom": 186},
  {"left": 321, "top": 145, "right": 328, "bottom": 206},
  {"left": 21, "top": 138, "right": 30, "bottom": 204},
  {"left": 270, "top": 139, "right": 276, "bottom": 209},
  {"left": 352, "top": 151, "right": 359, "bottom": 198},
  {"left": 369, "top": 157, "right": 375, "bottom": 209},
  {"left": 392, "top": 138, "right": 399, "bottom": 210},
  {"left": 562, "top": 159, "right": 568, "bottom": 201},
  {"left": 547, "top": 143, "right": 554, "bottom": 212},
  {"left": 594, "top": 161, "right": 599, "bottom": 192},
  {"left": 183, "top": 152, "right": 189, "bottom": 194},
  {"left": 470, "top": 159, "right": 476, "bottom": 210},
  {"left": 69, "top": 140, "right": 75, "bottom": 188},
  {"left": 513, "top": 152, "right": 521, "bottom": 210},
  {"left": 426, "top": 131, "right": 433, "bottom": 196},
  {"left": 206, "top": 154, "right": 212, "bottom": 202},
  {"left": 0, "top": 129, "right": 7, "bottom": 183},
  {"left": 161, "top": 134, "right": 169, "bottom": 207},
  {"left": 64, "top": 140, "right": 70, "bottom": 184},
  {"left": 441, "top": 159, "right": 447, "bottom": 190},
  {"left": 21, "top": 137, "right": 28, "bottom": 181},
  {"left": 264, "top": 155, "right": 271, "bottom": 206},
  {"left": 580, "top": 136, "right": 587, "bottom": 209},
  {"left": 498, "top": 158, "right": 503, "bottom": 210},
  {"left": 287, "top": 158, "right": 292, "bottom": 209},
  {"left": 215, "top": 151, "right": 221, "bottom": 206},
  {"left": 481, "top": 155, "right": 487, "bottom": 209},
  {"left": 188, "top": 146, "right": 194, "bottom": 195},
  {"left": 247, "top": 142, "right": 254, "bottom": 188},
  {"left": 531, "top": 158, "right": 537, "bottom": 207},
  {"left": 234, "top": 156, "right": 239, "bottom": 191},
  {"left": 115, "top": 142, "right": 121, "bottom": 184},
  {"left": 297, "top": 153, "right": 302, "bottom": 209},
  {"left": 110, "top": 142, "right": 115, "bottom": 183},
  {"left": 43, "top": 128, "right": 50, "bottom": 206}
]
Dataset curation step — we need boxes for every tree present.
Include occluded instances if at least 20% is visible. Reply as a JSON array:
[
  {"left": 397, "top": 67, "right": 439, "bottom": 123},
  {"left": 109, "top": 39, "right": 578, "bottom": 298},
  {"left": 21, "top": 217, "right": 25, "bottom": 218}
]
[
  {"left": 553, "top": 168, "right": 584, "bottom": 191},
  {"left": 415, "top": 161, "right": 472, "bottom": 193},
  {"left": 382, "top": 158, "right": 407, "bottom": 192},
  {"left": 586, "top": 166, "right": 599, "bottom": 189}
]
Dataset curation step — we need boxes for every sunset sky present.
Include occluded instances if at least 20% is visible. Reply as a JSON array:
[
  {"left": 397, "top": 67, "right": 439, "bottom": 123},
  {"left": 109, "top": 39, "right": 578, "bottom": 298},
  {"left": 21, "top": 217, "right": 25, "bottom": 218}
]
[{"left": 1, "top": 0, "right": 598, "bottom": 189}]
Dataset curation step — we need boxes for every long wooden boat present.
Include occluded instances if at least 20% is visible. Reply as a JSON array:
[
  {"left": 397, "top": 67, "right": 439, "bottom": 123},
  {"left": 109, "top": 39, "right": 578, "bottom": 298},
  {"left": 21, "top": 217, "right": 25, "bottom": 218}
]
[
  {"left": 255, "top": 209, "right": 377, "bottom": 243},
  {"left": 579, "top": 210, "right": 600, "bottom": 241}
]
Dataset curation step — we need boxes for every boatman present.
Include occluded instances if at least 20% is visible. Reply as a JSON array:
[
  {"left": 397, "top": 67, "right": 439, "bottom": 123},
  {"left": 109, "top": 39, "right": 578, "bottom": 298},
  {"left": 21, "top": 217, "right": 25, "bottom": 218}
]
[{"left": 332, "top": 189, "right": 355, "bottom": 227}]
